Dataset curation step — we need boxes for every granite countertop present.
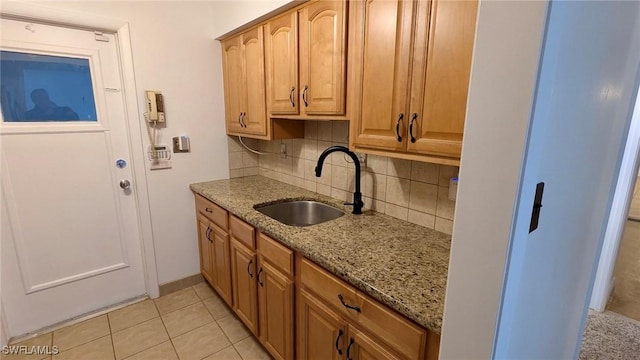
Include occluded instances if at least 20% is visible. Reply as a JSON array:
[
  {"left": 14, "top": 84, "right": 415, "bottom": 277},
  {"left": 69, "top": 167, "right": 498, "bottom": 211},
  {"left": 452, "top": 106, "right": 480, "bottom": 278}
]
[{"left": 190, "top": 176, "right": 451, "bottom": 334}]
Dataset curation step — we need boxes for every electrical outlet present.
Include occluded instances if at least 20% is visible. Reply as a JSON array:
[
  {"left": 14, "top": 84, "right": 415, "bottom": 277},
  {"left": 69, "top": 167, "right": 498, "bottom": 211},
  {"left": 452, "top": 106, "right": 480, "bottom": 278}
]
[
  {"left": 357, "top": 152, "right": 367, "bottom": 166},
  {"left": 280, "top": 142, "right": 287, "bottom": 159}
]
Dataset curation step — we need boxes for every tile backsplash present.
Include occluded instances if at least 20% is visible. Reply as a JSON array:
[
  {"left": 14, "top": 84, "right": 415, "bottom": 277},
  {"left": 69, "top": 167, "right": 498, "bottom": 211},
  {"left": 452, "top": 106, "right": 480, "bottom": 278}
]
[{"left": 226, "top": 121, "right": 458, "bottom": 235}]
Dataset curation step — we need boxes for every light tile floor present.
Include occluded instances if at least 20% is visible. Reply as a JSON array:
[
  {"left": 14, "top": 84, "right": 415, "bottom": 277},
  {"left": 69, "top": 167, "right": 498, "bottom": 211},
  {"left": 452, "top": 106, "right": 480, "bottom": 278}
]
[{"left": 2, "top": 282, "right": 271, "bottom": 360}]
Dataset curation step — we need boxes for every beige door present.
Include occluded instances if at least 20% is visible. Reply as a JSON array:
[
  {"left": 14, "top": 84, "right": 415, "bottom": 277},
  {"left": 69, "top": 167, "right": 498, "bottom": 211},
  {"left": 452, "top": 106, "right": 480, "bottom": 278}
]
[{"left": 0, "top": 19, "right": 146, "bottom": 336}]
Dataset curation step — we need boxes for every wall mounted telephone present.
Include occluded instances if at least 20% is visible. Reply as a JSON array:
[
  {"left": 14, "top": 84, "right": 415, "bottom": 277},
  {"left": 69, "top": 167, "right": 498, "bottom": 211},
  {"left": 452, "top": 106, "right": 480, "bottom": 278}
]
[
  {"left": 144, "top": 90, "right": 171, "bottom": 169},
  {"left": 146, "top": 90, "right": 165, "bottom": 122}
]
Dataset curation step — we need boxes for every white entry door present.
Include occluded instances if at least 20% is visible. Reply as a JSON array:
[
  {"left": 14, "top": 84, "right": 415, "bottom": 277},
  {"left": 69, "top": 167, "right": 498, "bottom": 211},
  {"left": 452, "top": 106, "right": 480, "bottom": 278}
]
[{"left": 0, "top": 19, "right": 146, "bottom": 337}]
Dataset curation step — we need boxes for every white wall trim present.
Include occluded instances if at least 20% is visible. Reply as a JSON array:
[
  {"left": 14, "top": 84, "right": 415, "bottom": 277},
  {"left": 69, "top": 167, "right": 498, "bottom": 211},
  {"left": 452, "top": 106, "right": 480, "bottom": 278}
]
[
  {"left": 0, "top": 1, "right": 159, "bottom": 298},
  {"left": 590, "top": 90, "right": 640, "bottom": 311}
]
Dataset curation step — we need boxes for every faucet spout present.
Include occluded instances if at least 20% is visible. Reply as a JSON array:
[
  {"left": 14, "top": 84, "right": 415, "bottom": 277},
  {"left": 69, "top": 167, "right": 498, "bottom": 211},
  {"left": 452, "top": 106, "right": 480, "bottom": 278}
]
[{"left": 315, "top": 145, "right": 364, "bottom": 215}]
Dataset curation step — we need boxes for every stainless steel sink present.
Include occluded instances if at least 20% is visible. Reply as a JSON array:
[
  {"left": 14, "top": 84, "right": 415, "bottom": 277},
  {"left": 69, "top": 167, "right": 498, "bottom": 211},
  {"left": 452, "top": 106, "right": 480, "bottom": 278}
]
[{"left": 254, "top": 200, "right": 344, "bottom": 227}]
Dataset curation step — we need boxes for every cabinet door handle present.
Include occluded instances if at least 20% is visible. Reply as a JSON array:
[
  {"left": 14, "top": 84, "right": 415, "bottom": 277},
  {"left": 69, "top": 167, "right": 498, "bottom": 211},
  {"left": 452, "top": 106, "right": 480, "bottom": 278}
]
[
  {"left": 302, "top": 85, "right": 309, "bottom": 107},
  {"left": 346, "top": 337, "right": 354, "bottom": 360},
  {"left": 335, "top": 329, "right": 344, "bottom": 355},
  {"left": 257, "top": 267, "right": 264, "bottom": 286},
  {"left": 238, "top": 112, "right": 243, "bottom": 127},
  {"left": 338, "top": 294, "right": 361, "bottom": 313},
  {"left": 289, "top": 86, "right": 296, "bottom": 107},
  {"left": 409, "top": 113, "right": 418, "bottom": 143},
  {"left": 240, "top": 112, "right": 247, "bottom": 128},
  {"left": 205, "top": 207, "right": 213, "bottom": 213},
  {"left": 396, "top": 113, "right": 404, "bottom": 142},
  {"left": 205, "top": 227, "right": 212, "bottom": 242},
  {"left": 247, "top": 259, "right": 253, "bottom": 278}
]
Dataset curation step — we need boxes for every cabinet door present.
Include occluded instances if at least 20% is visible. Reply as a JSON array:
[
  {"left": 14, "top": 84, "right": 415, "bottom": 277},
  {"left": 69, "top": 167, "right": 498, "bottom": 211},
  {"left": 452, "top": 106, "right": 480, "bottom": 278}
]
[
  {"left": 222, "top": 35, "right": 245, "bottom": 134},
  {"left": 258, "top": 260, "right": 294, "bottom": 360},
  {"left": 349, "top": 0, "right": 414, "bottom": 151},
  {"left": 347, "top": 326, "right": 400, "bottom": 360},
  {"left": 265, "top": 12, "right": 299, "bottom": 115},
  {"left": 231, "top": 239, "right": 259, "bottom": 334},
  {"left": 242, "top": 26, "right": 268, "bottom": 136},
  {"left": 407, "top": 0, "right": 478, "bottom": 158},
  {"left": 197, "top": 215, "right": 214, "bottom": 285},
  {"left": 297, "top": 288, "right": 346, "bottom": 360},
  {"left": 299, "top": 0, "right": 347, "bottom": 115},
  {"left": 210, "top": 224, "right": 232, "bottom": 306}
]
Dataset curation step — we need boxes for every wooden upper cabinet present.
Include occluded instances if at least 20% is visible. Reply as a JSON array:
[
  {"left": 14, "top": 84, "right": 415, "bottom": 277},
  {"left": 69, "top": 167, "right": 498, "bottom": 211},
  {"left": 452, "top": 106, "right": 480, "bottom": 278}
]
[
  {"left": 350, "top": 0, "right": 414, "bottom": 152},
  {"left": 221, "top": 27, "right": 268, "bottom": 137},
  {"left": 299, "top": 0, "right": 347, "bottom": 115},
  {"left": 349, "top": 0, "right": 478, "bottom": 165},
  {"left": 242, "top": 27, "right": 268, "bottom": 136},
  {"left": 265, "top": 12, "right": 299, "bottom": 115},
  {"left": 222, "top": 36, "right": 244, "bottom": 134},
  {"left": 407, "top": 0, "right": 478, "bottom": 158}
]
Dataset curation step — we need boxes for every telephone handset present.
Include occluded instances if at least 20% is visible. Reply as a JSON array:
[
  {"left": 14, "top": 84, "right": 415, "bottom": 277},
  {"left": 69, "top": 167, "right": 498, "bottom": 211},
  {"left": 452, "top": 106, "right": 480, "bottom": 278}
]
[{"left": 145, "top": 91, "right": 165, "bottom": 123}]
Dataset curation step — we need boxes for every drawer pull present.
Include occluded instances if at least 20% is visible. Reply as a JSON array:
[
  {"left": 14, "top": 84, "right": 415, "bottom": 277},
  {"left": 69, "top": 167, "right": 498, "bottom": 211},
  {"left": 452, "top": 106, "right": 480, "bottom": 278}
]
[
  {"left": 205, "top": 207, "right": 213, "bottom": 213},
  {"left": 289, "top": 86, "right": 296, "bottom": 107},
  {"left": 396, "top": 113, "right": 403, "bottom": 142},
  {"left": 409, "top": 113, "right": 418, "bottom": 143},
  {"left": 346, "top": 338, "right": 354, "bottom": 360},
  {"left": 247, "top": 259, "right": 253, "bottom": 278},
  {"left": 257, "top": 267, "right": 264, "bottom": 287},
  {"left": 302, "top": 85, "right": 309, "bottom": 107},
  {"left": 338, "top": 294, "right": 361, "bottom": 313},
  {"left": 205, "top": 227, "right": 212, "bottom": 242},
  {"left": 335, "top": 329, "right": 344, "bottom": 355}
]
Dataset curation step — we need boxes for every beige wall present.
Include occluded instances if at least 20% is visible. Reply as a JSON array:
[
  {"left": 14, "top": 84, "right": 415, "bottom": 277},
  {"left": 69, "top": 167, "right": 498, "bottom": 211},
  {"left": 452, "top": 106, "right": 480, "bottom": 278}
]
[{"left": 228, "top": 121, "right": 458, "bottom": 235}]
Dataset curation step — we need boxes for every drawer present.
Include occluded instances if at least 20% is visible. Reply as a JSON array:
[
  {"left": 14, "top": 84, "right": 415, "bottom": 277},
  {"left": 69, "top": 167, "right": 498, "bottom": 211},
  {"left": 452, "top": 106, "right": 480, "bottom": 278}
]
[
  {"left": 229, "top": 215, "right": 255, "bottom": 249},
  {"left": 257, "top": 232, "right": 293, "bottom": 276},
  {"left": 300, "top": 257, "right": 427, "bottom": 359},
  {"left": 299, "top": 258, "right": 359, "bottom": 320},
  {"left": 195, "top": 194, "right": 228, "bottom": 230},
  {"left": 355, "top": 292, "right": 427, "bottom": 360}
]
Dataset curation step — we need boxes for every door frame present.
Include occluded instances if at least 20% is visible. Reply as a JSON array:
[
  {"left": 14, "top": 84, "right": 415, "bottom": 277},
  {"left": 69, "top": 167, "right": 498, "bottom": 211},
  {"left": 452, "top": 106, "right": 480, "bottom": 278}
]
[
  {"left": 590, "top": 91, "right": 640, "bottom": 311},
  {"left": 0, "top": 2, "right": 160, "bottom": 299}
]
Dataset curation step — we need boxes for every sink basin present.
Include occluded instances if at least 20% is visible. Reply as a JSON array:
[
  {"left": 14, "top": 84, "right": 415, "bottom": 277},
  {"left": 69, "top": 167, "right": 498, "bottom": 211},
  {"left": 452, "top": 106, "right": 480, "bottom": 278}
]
[{"left": 254, "top": 200, "right": 344, "bottom": 227}]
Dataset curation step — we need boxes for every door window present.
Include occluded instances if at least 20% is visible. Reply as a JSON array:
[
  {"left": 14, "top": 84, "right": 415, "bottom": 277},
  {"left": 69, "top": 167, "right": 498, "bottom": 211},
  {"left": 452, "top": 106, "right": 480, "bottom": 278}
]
[{"left": 0, "top": 50, "right": 97, "bottom": 122}]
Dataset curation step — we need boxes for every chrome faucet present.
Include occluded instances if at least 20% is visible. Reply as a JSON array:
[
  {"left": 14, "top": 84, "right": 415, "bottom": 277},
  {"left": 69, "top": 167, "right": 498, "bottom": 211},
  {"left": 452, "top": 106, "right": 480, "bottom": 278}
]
[{"left": 315, "top": 145, "right": 364, "bottom": 215}]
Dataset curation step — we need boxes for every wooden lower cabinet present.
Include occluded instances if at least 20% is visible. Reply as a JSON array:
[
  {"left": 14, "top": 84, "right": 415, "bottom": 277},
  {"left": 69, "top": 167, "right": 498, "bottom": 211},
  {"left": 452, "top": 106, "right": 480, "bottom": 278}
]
[
  {"left": 298, "top": 257, "right": 437, "bottom": 360},
  {"left": 196, "top": 213, "right": 215, "bottom": 285},
  {"left": 258, "top": 260, "right": 294, "bottom": 360},
  {"left": 195, "top": 195, "right": 440, "bottom": 360},
  {"left": 230, "top": 238, "right": 259, "bottom": 334},
  {"left": 209, "top": 224, "right": 232, "bottom": 306},
  {"left": 347, "top": 326, "right": 399, "bottom": 360},
  {"left": 297, "top": 288, "right": 346, "bottom": 360}
]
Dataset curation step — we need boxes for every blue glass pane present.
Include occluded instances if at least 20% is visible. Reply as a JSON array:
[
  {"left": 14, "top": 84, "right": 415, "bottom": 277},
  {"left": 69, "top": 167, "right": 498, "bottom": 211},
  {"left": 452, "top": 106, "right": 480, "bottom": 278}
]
[{"left": 1, "top": 51, "right": 97, "bottom": 122}]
